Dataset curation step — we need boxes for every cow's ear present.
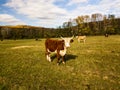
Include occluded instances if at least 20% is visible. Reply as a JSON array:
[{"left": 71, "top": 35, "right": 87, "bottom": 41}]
[
  {"left": 62, "top": 40, "right": 65, "bottom": 43},
  {"left": 70, "top": 39, "right": 74, "bottom": 43}
]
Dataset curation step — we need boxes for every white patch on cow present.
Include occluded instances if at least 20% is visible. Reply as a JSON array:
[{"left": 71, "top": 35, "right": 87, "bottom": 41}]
[
  {"left": 66, "top": 42, "right": 70, "bottom": 47},
  {"left": 64, "top": 38, "right": 71, "bottom": 47},
  {"left": 60, "top": 48, "right": 66, "bottom": 56},
  {"left": 61, "top": 37, "right": 73, "bottom": 48},
  {"left": 46, "top": 55, "right": 51, "bottom": 62},
  {"left": 46, "top": 49, "right": 52, "bottom": 62},
  {"left": 47, "top": 49, "right": 50, "bottom": 52}
]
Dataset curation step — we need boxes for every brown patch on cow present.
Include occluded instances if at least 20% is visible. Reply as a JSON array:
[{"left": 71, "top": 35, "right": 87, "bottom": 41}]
[{"left": 45, "top": 39, "right": 65, "bottom": 52}]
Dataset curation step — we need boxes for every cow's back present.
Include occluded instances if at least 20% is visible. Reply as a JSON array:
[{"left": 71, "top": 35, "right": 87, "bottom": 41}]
[
  {"left": 79, "top": 36, "right": 86, "bottom": 39},
  {"left": 45, "top": 39, "right": 64, "bottom": 52}
]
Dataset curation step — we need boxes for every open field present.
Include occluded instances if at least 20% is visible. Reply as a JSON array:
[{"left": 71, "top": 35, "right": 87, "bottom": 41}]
[{"left": 0, "top": 35, "right": 120, "bottom": 90}]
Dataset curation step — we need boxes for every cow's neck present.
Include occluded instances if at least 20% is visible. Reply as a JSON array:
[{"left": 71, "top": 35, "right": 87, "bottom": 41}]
[{"left": 59, "top": 46, "right": 67, "bottom": 56}]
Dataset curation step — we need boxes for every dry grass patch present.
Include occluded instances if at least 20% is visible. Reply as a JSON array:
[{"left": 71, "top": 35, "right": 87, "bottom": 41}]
[{"left": 11, "top": 45, "right": 39, "bottom": 49}]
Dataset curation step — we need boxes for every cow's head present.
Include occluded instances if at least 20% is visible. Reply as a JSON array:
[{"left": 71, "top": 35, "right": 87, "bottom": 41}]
[{"left": 61, "top": 36, "right": 74, "bottom": 48}]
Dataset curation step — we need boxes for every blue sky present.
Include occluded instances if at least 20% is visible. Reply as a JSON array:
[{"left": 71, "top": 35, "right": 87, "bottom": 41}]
[{"left": 0, "top": 0, "right": 120, "bottom": 28}]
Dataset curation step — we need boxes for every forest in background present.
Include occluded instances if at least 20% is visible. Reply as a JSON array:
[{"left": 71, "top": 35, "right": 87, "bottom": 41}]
[{"left": 0, "top": 13, "right": 120, "bottom": 40}]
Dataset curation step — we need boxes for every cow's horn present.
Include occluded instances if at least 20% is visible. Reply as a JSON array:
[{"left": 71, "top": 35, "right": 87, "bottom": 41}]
[
  {"left": 71, "top": 35, "right": 74, "bottom": 39},
  {"left": 61, "top": 36, "right": 64, "bottom": 39}
]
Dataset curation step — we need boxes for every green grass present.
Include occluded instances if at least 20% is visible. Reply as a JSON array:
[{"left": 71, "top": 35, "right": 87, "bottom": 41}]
[{"left": 0, "top": 35, "right": 120, "bottom": 90}]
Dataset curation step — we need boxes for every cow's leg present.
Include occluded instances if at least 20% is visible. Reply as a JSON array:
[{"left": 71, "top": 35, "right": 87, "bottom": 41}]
[
  {"left": 57, "top": 50, "right": 60, "bottom": 65},
  {"left": 45, "top": 47, "right": 52, "bottom": 62},
  {"left": 46, "top": 54, "right": 51, "bottom": 62},
  {"left": 46, "top": 52, "right": 51, "bottom": 62},
  {"left": 62, "top": 56, "right": 65, "bottom": 64},
  {"left": 83, "top": 39, "right": 85, "bottom": 43}
]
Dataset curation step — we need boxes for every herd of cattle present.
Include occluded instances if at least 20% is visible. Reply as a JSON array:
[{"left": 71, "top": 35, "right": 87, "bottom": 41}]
[
  {"left": 45, "top": 35, "right": 86, "bottom": 65},
  {"left": 45, "top": 34, "right": 109, "bottom": 65}
]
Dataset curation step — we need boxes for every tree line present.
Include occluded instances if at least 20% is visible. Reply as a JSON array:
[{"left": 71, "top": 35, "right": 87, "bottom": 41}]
[
  {"left": 62, "top": 13, "right": 120, "bottom": 36},
  {"left": 0, "top": 13, "right": 120, "bottom": 40}
]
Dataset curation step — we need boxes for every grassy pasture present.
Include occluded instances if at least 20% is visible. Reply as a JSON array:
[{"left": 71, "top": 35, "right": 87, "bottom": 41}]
[{"left": 0, "top": 35, "right": 120, "bottom": 90}]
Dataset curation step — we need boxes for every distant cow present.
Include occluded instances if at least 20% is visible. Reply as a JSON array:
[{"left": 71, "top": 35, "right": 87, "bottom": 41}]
[
  {"left": 76, "top": 35, "right": 86, "bottom": 43},
  {"left": 105, "top": 33, "right": 109, "bottom": 37},
  {"left": 45, "top": 37, "right": 74, "bottom": 65}
]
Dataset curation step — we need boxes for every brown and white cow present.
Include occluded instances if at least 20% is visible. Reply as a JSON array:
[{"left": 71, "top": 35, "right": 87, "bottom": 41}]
[
  {"left": 76, "top": 35, "right": 86, "bottom": 43},
  {"left": 45, "top": 37, "right": 74, "bottom": 65}
]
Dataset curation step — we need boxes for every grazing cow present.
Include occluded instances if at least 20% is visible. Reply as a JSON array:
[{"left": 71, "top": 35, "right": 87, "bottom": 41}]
[
  {"left": 76, "top": 35, "right": 86, "bottom": 43},
  {"left": 105, "top": 33, "right": 109, "bottom": 37},
  {"left": 45, "top": 37, "right": 74, "bottom": 65}
]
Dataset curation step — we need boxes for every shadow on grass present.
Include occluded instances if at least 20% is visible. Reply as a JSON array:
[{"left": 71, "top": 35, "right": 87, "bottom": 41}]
[
  {"left": 65, "top": 54, "right": 78, "bottom": 62},
  {"left": 51, "top": 54, "right": 77, "bottom": 63}
]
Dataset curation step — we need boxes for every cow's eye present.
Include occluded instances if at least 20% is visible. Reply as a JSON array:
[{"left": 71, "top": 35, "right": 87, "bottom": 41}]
[{"left": 70, "top": 39, "right": 74, "bottom": 43}]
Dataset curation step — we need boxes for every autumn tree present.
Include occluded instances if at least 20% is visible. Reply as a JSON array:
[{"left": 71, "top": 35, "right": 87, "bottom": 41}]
[
  {"left": 75, "top": 16, "right": 85, "bottom": 35},
  {"left": 75, "top": 15, "right": 91, "bottom": 35},
  {"left": 62, "top": 19, "right": 75, "bottom": 36},
  {"left": 91, "top": 13, "right": 103, "bottom": 35}
]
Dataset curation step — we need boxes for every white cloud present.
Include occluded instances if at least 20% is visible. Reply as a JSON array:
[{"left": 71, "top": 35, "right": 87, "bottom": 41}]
[
  {"left": 70, "top": 0, "right": 120, "bottom": 18},
  {"left": 4, "top": 0, "right": 68, "bottom": 19},
  {"left": 0, "top": 14, "right": 26, "bottom": 25},
  {"left": 99, "top": 0, "right": 120, "bottom": 16},
  {"left": 67, "top": 0, "right": 88, "bottom": 6},
  {"left": 2, "top": 0, "right": 120, "bottom": 27},
  {"left": 4, "top": 0, "right": 69, "bottom": 27}
]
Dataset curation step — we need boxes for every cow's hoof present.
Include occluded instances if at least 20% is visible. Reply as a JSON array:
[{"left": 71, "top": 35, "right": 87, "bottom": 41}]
[
  {"left": 48, "top": 59, "right": 52, "bottom": 62},
  {"left": 62, "top": 61, "right": 66, "bottom": 64}
]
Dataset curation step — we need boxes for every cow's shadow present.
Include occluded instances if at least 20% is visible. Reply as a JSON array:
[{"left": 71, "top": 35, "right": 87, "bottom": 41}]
[
  {"left": 51, "top": 54, "right": 77, "bottom": 62},
  {"left": 65, "top": 54, "right": 78, "bottom": 62}
]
